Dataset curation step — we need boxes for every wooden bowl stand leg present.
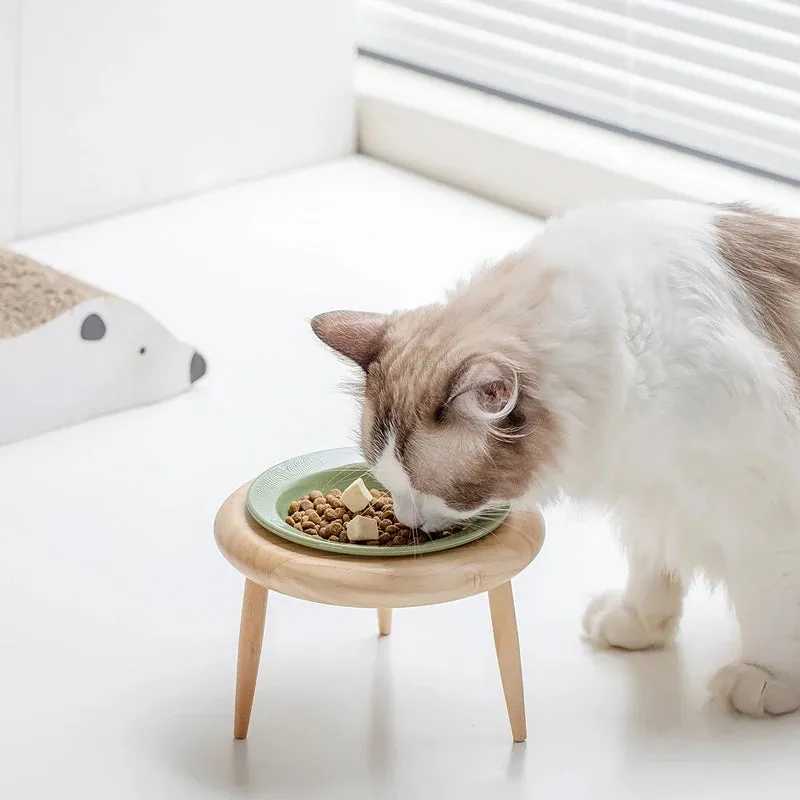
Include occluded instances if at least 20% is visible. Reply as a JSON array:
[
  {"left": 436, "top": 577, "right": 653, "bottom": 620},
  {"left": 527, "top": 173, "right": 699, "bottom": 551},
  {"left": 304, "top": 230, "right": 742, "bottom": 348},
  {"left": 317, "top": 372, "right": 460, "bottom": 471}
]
[
  {"left": 234, "top": 579, "right": 268, "bottom": 739},
  {"left": 488, "top": 581, "right": 527, "bottom": 742},
  {"left": 231, "top": 579, "right": 526, "bottom": 743},
  {"left": 377, "top": 608, "right": 392, "bottom": 636}
]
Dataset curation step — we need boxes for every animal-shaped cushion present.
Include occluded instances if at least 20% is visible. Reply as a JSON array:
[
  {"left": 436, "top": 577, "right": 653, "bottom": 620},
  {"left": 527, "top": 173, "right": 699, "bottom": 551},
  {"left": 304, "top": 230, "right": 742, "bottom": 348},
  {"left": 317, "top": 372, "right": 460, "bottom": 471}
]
[{"left": 0, "top": 249, "right": 206, "bottom": 445}]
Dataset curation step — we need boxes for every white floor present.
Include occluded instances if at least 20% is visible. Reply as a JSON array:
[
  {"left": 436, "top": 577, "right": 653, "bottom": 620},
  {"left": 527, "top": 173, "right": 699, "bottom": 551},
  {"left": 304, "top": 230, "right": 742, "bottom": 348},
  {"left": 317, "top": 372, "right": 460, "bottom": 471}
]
[{"left": 2, "top": 157, "right": 799, "bottom": 800}]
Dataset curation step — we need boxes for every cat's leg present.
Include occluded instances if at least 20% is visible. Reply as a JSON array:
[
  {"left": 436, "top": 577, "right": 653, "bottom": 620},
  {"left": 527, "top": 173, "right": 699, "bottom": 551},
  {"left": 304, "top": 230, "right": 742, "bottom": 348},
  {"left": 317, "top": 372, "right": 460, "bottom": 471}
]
[
  {"left": 709, "top": 555, "right": 800, "bottom": 717},
  {"left": 583, "top": 551, "right": 684, "bottom": 651}
]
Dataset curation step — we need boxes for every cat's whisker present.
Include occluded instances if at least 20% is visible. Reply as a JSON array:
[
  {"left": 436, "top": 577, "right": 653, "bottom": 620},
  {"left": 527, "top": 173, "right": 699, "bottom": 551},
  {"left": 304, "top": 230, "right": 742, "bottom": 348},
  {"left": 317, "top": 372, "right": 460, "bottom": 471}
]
[
  {"left": 317, "top": 465, "right": 371, "bottom": 497},
  {"left": 488, "top": 423, "right": 528, "bottom": 443},
  {"left": 408, "top": 491, "right": 425, "bottom": 558},
  {"left": 318, "top": 466, "right": 361, "bottom": 494}
]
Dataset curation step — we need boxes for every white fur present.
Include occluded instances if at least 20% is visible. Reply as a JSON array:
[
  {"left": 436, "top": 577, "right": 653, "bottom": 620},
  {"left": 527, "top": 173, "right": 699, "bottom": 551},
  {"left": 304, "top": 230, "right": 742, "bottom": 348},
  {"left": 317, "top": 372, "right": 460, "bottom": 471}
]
[{"left": 514, "top": 200, "right": 800, "bottom": 716}]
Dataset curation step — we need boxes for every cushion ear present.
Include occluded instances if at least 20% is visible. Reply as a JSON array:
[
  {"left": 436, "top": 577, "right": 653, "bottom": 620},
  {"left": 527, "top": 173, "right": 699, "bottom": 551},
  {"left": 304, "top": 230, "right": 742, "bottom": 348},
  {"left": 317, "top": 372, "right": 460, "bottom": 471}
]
[
  {"left": 80, "top": 313, "right": 106, "bottom": 341},
  {"left": 311, "top": 311, "right": 388, "bottom": 370},
  {"left": 449, "top": 359, "right": 518, "bottom": 421}
]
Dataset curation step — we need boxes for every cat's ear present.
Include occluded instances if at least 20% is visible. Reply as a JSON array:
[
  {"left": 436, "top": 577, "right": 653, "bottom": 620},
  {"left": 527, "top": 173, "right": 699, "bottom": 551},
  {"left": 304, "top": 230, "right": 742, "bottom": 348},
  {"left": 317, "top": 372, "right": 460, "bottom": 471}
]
[
  {"left": 449, "top": 359, "right": 519, "bottom": 421},
  {"left": 311, "top": 311, "right": 389, "bottom": 370}
]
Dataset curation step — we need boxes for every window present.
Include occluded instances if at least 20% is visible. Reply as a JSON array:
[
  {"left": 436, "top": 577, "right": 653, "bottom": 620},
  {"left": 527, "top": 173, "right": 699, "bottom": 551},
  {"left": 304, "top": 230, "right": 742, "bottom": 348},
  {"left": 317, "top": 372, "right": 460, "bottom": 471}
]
[{"left": 358, "top": 0, "right": 800, "bottom": 182}]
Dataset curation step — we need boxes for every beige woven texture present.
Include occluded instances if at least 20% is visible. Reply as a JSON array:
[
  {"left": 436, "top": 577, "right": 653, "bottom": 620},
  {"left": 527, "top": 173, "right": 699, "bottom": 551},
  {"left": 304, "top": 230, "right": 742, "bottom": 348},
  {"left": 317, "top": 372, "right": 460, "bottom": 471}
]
[{"left": 0, "top": 250, "right": 104, "bottom": 339}]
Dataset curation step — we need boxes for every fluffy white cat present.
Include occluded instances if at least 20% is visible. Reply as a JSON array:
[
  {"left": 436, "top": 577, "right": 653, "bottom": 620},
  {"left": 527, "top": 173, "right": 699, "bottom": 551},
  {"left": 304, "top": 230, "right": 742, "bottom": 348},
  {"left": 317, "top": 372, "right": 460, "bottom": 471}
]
[{"left": 312, "top": 200, "right": 800, "bottom": 717}]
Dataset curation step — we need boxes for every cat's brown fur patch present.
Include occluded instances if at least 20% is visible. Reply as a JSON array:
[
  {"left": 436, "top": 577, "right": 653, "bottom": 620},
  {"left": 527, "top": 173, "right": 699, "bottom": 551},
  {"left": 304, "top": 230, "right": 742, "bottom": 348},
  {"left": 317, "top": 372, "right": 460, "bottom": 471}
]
[
  {"left": 715, "top": 208, "right": 800, "bottom": 387},
  {"left": 361, "top": 303, "right": 560, "bottom": 512}
]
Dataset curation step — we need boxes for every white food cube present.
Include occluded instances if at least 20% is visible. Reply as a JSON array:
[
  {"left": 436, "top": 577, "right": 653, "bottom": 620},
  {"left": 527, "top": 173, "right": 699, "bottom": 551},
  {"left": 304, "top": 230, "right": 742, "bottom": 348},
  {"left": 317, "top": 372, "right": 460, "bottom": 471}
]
[
  {"left": 341, "top": 477, "right": 372, "bottom": 513},
  {"left": 346, "top": 515, "right": 380, "bottom": 542}
]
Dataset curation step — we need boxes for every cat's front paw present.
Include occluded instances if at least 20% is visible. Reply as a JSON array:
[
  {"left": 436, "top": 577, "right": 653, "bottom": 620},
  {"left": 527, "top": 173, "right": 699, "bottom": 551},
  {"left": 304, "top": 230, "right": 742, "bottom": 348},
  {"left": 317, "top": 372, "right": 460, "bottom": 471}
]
[
  {"left": 582, "top": 591, "right": 677, "bottom": 650},
  {"left": 709, "top": 661, "right": 800, "bottom": 717}
]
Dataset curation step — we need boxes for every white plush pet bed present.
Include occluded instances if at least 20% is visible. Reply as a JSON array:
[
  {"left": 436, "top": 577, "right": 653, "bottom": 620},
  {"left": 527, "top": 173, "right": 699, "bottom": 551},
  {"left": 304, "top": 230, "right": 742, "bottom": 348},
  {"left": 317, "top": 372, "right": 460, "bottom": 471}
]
[{"left": 0, "top": 250, "right": 206, "bottom": 445}]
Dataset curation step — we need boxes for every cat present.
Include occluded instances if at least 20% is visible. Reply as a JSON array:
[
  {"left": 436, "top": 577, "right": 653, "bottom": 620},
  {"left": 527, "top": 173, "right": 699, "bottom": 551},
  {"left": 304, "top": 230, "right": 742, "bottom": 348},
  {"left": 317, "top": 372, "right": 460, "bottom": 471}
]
[{"left": 311, "top": 199, "right": 800, "bottom": 718}]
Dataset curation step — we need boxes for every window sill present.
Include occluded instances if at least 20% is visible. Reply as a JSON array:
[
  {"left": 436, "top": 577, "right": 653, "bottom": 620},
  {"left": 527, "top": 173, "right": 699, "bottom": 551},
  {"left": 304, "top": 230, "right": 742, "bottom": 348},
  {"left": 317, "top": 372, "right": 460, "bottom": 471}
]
[{"left": 356, "top": 57, "right": 800, "bottom": 218}]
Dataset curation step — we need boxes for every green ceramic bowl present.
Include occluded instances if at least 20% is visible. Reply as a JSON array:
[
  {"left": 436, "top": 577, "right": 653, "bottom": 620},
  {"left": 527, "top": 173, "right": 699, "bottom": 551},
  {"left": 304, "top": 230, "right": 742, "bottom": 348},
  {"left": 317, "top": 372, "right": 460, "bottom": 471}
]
[{"left": 246, "top": 448, "right": 509, "bottom": 557}]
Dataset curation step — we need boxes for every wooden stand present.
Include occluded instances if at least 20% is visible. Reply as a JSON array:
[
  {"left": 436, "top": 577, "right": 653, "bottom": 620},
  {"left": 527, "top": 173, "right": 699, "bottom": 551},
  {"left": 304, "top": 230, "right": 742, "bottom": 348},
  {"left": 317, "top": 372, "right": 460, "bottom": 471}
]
[{"left": 214, "top": 483, "right": 545, "bottom": 743}]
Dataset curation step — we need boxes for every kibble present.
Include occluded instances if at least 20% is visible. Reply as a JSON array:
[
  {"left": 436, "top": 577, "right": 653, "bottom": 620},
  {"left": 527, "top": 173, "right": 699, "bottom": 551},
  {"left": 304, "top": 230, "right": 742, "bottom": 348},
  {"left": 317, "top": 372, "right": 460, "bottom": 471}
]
[{"left": 284, "top": 483, "right": 460, "bottom": 547}]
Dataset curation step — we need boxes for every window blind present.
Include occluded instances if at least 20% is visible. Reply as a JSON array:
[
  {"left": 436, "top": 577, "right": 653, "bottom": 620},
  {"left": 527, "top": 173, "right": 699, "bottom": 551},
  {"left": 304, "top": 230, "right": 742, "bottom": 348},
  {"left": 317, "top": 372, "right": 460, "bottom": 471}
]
[{"left": 358, "top": 0, "right": 800, "bottom": 182}]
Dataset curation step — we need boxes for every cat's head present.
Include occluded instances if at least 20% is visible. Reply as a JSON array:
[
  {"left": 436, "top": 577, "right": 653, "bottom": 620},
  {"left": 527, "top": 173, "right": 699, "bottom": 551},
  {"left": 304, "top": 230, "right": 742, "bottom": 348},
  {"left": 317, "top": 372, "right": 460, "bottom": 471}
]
[{"left": 311, "top": 307, "right": 559, "bottom": 531}]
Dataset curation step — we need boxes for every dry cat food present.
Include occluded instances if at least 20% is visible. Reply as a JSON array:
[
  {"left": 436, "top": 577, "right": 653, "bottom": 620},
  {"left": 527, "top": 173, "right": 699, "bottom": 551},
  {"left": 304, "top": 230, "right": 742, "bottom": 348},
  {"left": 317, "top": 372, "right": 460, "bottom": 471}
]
[{"left": 284, "top": 478, "right": 459, "bottom": 547}]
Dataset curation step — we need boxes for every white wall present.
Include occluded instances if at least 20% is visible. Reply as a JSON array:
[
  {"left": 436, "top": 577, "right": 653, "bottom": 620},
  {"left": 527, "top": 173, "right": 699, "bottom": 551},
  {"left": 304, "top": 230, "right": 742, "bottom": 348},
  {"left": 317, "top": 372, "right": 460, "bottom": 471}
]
[
  {"left": 0, "top": 0, "right": 16, "bottom": 242},
  {"left": 0, "top": 0, "right": 354, "bottom": 241}
]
